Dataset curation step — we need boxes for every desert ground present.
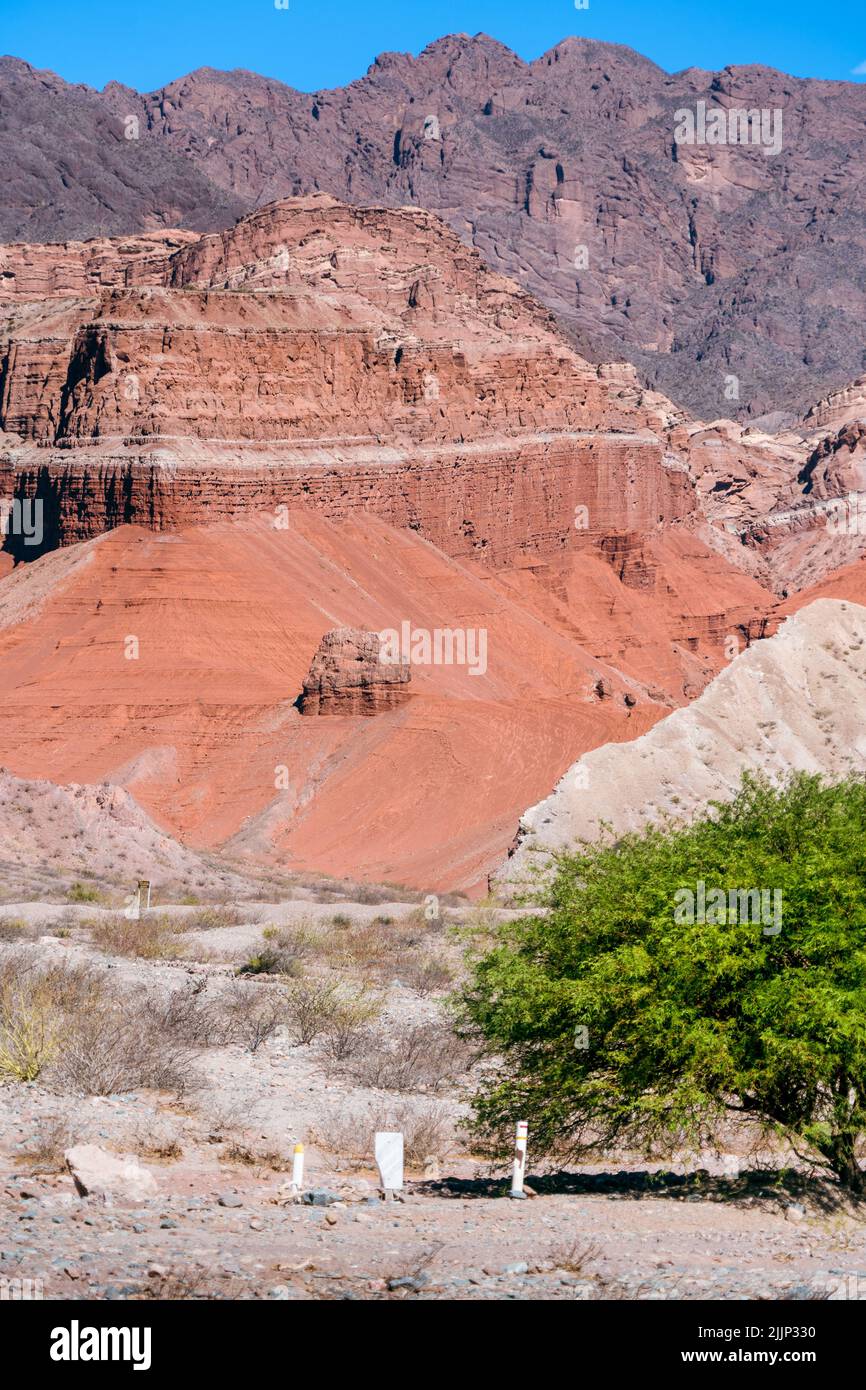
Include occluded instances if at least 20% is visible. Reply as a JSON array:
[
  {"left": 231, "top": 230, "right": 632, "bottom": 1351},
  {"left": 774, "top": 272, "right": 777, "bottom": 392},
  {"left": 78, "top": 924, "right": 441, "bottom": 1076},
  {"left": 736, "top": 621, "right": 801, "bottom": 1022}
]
[{"left": 2, "top": 888, "right": 865, "bottom": 1303}]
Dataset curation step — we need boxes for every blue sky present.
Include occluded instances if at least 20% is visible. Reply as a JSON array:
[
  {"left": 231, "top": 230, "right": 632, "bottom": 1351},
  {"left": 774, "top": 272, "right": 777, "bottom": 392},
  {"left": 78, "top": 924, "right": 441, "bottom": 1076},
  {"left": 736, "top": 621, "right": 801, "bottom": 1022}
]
[{"left": 3, "top": 0, "right": 865, "bottom": 92}]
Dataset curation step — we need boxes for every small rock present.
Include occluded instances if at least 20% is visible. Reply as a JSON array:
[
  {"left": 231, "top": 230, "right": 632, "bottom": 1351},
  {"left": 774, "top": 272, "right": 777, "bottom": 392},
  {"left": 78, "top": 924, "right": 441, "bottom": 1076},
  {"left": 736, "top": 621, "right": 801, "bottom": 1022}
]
[
  {"left": 218, "top": 1194, "right": 243, "bottom": 1208},
  {"left": 302, "top": 1189, "right": 342, "bottom": 1207}
]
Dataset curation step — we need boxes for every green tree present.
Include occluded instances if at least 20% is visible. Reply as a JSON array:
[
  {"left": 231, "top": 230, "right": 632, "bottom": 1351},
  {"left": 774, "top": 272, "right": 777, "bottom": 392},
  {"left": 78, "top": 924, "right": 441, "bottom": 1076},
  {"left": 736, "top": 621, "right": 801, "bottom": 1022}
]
[{"left": 461, "top": 773, "right": 866, "bottom": 1191}]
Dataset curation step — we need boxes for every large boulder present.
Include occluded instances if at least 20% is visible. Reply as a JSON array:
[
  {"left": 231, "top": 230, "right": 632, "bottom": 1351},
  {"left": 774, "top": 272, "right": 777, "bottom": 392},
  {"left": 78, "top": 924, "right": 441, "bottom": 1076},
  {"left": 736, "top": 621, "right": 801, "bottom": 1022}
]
[
  {"left": 65, "top": 1144, "right": 158, "bottom": 1203},
  {"left": 299, "top": 628, "right": 411, "bottom": 717}
]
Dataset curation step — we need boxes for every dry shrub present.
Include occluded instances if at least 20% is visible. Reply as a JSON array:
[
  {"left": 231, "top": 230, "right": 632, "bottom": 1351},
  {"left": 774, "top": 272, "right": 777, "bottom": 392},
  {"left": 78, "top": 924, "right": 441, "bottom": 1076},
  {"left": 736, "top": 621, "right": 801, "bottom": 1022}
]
[
  {"left": 338, "top": 1019, "right": 475, "bottom": 1094},
  {"left": 53, "top": 995, "right": 200, "bottom": 1096},
  {"left": 400, "top": 953, "right": 454, "bottom": 996},
  {"left": 0, "top": 919, "right": 40, "bottom": 943},
  {"left": 128, "top": 1118, "right": 184, "bottom": 1161},
  {"left": 132, "top": 1268, "right": 250, "bottom": 1301},
  {"left": 324, "top": 911, "right": 452, "bottom": 993},
  {"left": 325, "top": 917, "right": 391, "bottom": 973},
  {"left": 184, "top": 906, "right": 245, "bottom": 931},
  {"left": 238, "top": 922, "right": 322, "bottom": 977},
  {"left": 67, "top": 882, "right": 102, "bottom": 904},
  {"left": 0, "top": 986, "right": 57, "bottom": 1080},
  {"left": 346, "top": 884, "right": 393, "bottom": 906},
  {"left": 318, "top": 988, "right": 383, "bottom": 1065},
  {"left": 88, "top": 912, "right": 188, "bottom": 960},
  {"left": 547, "top": 1239, "right": 601, "bottom": 1276},
  {"left": 314, "top": 1099, "right": 455, "bottom": 1168},
  {"left": 215, "top": 980, "right": 288, "bottom": 1053},
  {"left": 138, "top": 980, "right": 229, "bottom": 1048},
  {"left": 220, "top": 1140, "right": 292, "bottom": 1171},
  {"left": 16, "top": 1114, "right": 80, "bottom": 1173},
  {"left": 0, "top": 951, "right": 104, "bottom": 1082},
  {"left": 0, "top": 950, "right": 202, "bottom": 1095},
  {"left": 284, "top": 978, "right": 340, "bottom": 1044}
]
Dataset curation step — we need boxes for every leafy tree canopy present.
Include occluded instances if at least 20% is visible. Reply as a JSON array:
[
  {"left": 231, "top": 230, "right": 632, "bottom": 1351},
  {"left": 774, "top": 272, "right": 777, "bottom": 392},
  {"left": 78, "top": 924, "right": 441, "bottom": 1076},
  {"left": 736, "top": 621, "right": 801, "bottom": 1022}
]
[{"left": 460, "top": 773, "right": 866, "bottom": 1190}]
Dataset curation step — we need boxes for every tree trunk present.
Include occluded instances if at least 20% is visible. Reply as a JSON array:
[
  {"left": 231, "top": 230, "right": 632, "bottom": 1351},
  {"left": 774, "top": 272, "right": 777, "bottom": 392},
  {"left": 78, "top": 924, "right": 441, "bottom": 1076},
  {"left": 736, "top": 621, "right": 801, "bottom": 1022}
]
[{"left": 826, "top": 1135, "right": 865, "bottom": 1194}]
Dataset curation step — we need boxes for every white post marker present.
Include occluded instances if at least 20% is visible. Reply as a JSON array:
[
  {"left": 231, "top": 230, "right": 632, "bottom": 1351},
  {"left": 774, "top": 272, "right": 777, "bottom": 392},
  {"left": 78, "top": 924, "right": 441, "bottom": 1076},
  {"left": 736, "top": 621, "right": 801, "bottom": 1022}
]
[
  {"left": 374, "top": 1131, "right": 404, "bottom": 1200},
  {"left": 122, "top": 883, "right": 142, "bottom": 922},
  {"left": 510, "top": 1120, "right": 528, "bottom": 1199},
  {"left": 139, "top": 879, "right": 151, "bottom": 913},
  {"left": 291, "top": 1142, "right": 304, "bottom": 1196}
]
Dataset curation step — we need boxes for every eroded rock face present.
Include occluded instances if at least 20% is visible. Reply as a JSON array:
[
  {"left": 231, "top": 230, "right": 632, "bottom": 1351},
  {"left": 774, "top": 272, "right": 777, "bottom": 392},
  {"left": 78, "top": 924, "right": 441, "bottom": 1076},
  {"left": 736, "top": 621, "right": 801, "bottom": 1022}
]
[
  {"left": 0, "top": 194, "right": 696, "bottom": 566},
  {"left": 3, "top": 39, "right": 866, "bottom": 421},
  {"left": 299, "top": 628, "right": 411, "bottom": 717}
]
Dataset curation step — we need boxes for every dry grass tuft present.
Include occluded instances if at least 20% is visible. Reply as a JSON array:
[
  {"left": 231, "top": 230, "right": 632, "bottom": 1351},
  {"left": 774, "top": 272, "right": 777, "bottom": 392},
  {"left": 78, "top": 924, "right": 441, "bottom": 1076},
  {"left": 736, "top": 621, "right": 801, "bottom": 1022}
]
[
  {"left": 88, "top": 912, "right": 189, "bottom": 960},
  {"left": 16, "top": 1115, "right": 80, "bottom": 1173}
]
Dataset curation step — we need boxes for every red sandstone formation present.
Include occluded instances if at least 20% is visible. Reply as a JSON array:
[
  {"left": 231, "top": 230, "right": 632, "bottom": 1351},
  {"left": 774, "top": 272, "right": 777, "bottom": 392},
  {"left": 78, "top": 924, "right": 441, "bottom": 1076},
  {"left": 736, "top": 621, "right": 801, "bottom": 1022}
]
[
  {"left": 0, "top": 195, "right": 695, "bottom": 570},
  {"left": 0, "top": 510, "right": 778, "bottom": 892},
  {"left": 299, "top": 628, "right": 411, "bottom": 716},
  {"left": 1, "top": 192, "right": 862, "bottom": 892}
]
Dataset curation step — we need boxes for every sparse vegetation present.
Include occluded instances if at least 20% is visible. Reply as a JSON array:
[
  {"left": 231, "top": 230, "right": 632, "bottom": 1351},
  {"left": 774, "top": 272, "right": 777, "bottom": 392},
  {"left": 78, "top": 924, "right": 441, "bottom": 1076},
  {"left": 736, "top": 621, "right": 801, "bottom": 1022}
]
[
  {"left": 216, "top": 981, "right": 288, "bottom": 1053},
  {"left": 16, "top": 1114, "right": 79, "bottom": 1173},
  {"left": 88, "top": 912, "right": 189, "bottom": 960},
  {"left": 284, "top": 978, "right": 341, "bottom": 1045},
  {"left": 317, "top": 986, "right": 383, "bottom": 1064},
  {"left": 238, "top": 922, "right": 324, "bottom": 977},
  {"left": 66, "top": 881, "right": 104, "bottom": 904},
  {"left": 314, "top": 1099, "right": 455, "bottom": 1168},
  {"left": 0, "top": 950, "right": 203, "bottom": 1094},
  {"left": 339, "top": 1019, "right": 474, "bottom": 1094}
]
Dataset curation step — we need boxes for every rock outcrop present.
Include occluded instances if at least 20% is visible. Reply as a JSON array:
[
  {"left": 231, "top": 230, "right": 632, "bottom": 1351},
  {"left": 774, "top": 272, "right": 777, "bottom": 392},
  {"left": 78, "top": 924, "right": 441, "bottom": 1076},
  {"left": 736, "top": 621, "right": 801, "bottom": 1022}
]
[{"left": 299, "top": 629, "right": 411, "bottom": 716}]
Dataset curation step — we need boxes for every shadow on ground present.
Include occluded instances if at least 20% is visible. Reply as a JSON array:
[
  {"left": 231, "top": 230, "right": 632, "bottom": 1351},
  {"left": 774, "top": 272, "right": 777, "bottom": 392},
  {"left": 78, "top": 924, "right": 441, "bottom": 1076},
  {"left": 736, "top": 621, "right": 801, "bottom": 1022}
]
[{"left": 418, "top": 1167, "right": 863, "bottom": 1214}]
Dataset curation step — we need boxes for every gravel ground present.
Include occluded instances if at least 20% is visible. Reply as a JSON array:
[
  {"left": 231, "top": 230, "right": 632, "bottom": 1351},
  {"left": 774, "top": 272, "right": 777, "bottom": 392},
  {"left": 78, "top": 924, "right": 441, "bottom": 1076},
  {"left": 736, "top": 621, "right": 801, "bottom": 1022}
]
[{"left": 2, "top": 905, "right": 866, "bottom": 1302}]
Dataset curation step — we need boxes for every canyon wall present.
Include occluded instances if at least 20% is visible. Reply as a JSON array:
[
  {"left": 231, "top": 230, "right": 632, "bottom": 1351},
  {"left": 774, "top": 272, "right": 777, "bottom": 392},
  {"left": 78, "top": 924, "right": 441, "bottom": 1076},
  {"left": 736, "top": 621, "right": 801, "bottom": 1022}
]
[{"left": 0, "top": 196, "right": 695, "bottom": 565}]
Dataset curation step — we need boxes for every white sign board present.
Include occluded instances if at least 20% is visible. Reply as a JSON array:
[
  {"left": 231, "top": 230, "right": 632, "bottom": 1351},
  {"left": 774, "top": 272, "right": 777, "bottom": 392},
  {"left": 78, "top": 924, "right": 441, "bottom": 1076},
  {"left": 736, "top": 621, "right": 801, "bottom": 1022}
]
[{"left": 374, "top": 1131, "right": 404, "bottom": 1192}]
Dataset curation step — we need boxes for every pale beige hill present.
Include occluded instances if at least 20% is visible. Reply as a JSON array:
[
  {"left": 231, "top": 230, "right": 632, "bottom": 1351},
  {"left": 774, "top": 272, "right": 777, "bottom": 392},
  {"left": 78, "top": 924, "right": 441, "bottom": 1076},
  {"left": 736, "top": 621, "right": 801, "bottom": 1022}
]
[
  {"left": 0, "top": 767, "right": 253, "bottom": 900},
  {"left": 499, "top": 598, "right": 866, "bottom": 893}
]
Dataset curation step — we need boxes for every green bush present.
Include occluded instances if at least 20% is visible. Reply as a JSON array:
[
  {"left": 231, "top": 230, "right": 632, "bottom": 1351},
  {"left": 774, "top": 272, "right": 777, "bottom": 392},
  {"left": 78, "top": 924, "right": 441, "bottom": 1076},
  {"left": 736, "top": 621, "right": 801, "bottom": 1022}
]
[
  {"left": 460, "top": 773, "right": 866, "bottom": 1191},
  {"left": 67, "top": 882, "right": 101, "bottom": 904}
]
